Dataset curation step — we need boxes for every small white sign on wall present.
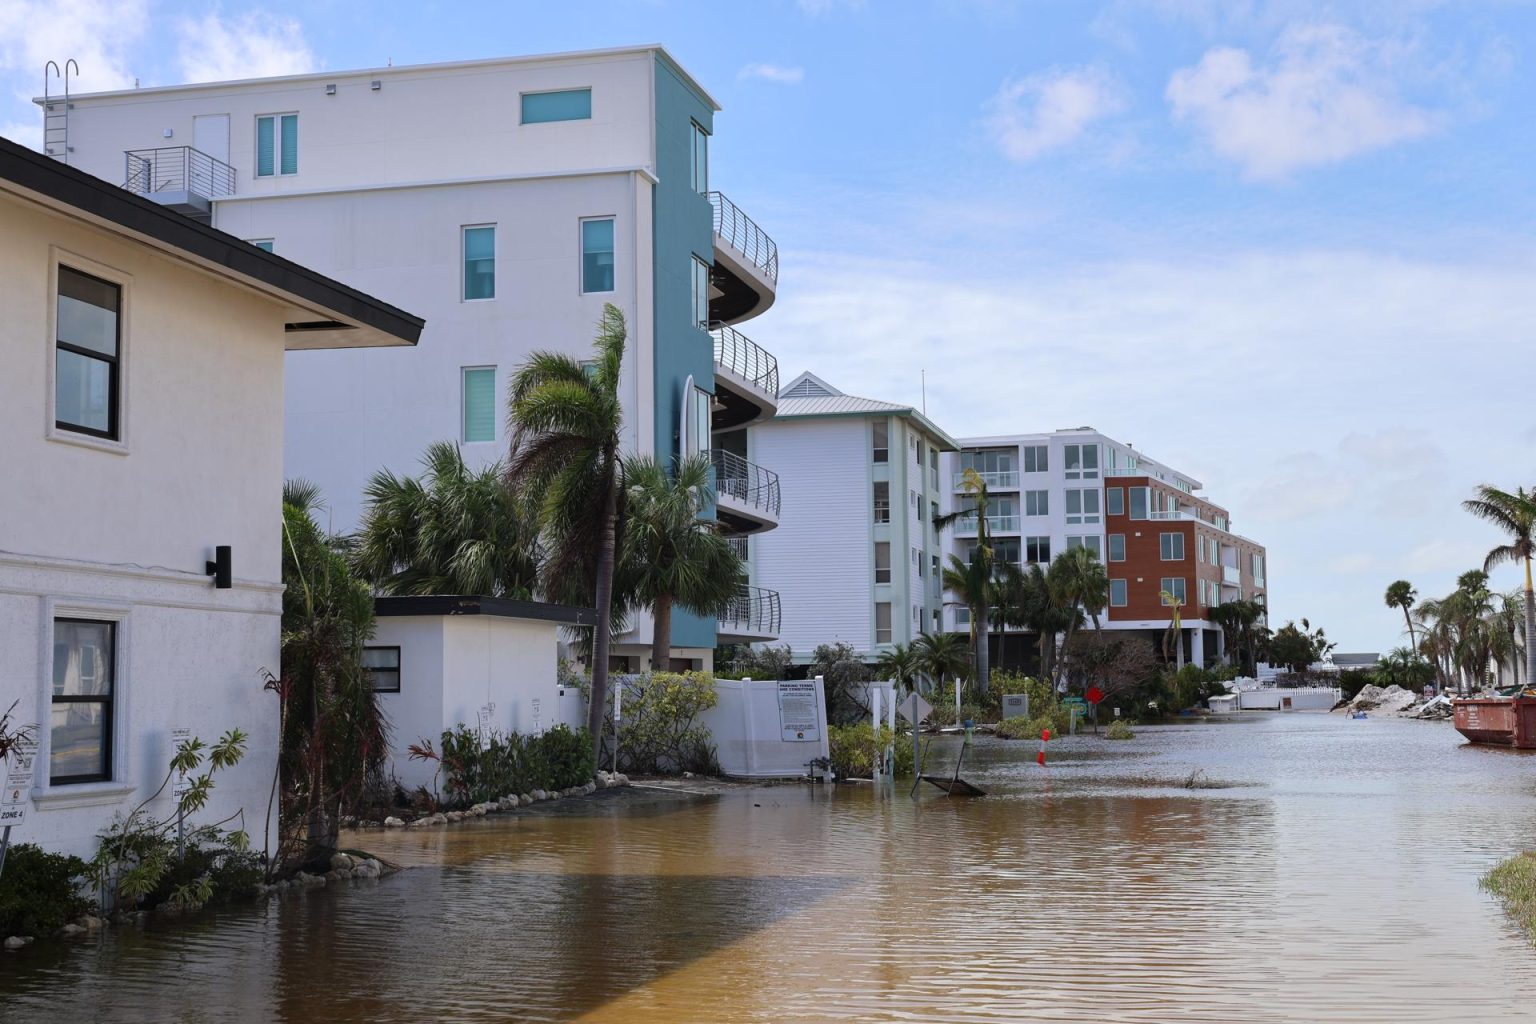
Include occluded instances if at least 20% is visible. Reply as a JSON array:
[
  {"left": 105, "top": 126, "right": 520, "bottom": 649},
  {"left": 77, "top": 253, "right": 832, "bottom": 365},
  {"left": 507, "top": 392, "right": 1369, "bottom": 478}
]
[
  {"left": 477, "top": 704, "right": 495, "bottom": 751},
  {"left": 2, "top": 737, "right": 37, "bottom": 827},
  {"left": 530, "top": 698, "right": 543, "bottom": 736},
  {"left": 777, "top": 681, "right": 821, "bottom": 742},
  {"left": 171, "top": 728, "right": 194, "bottom": 795}
]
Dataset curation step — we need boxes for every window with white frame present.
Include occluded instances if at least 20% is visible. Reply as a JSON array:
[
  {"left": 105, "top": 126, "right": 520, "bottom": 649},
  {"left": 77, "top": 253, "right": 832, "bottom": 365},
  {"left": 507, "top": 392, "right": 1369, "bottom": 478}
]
[
  {"left": 690, "top": 120, "right": 709, "bottom": 193},
  {"left": 1065, "top": 488, "right": 1100, "bottom": 525},
  {"left": 1106, "top": 487, "right": 1124, "bottom": 516},
  {"left": 1024, "top": 490, "right": 1049, "bottom": 516},
  {"left": 991, "top": 537, "right": 1021, "bottom": 564},
  {"left": 875, "top": 602, "right": 892, "bottom": 644},
  {"left": 581, "top": 217, "right": 615, "bottom": 293},
  {"left": 50, "top": 618, "right": 115, "bottom": 784},
  {"left": 1160, "top": 532, "right": 1185, "bottom": 561},
  {"left": 1109, "top": 579, "right": 1128, "bottom": 607},
  {"left": 872, "top": 419, "right": 889, "bottom": 463},
  {"left": 255, "top": 113, "right": 298, "bottom": 177},
  {"left": 247, "top": 239, "right": 274, "bottom": 252},
  {"left": 875, "top": 542, "right": 891, "bottom": 584},
  {"left": 1161, "top": 577, "right": 1187, "bottom": 605},
  {"left": 1252, "top": 552, "right": 1265, "bottom": 582},
  {"left": 874, "top": 482, "right": 890, "bottom": 524},
  {"left": 1108, "top": 533, "right": 1126, "bottom": 561},
  {"left": 55, "top": 265, "right": 122, "bottom": 440},
  {"left": 1025, "top": 535, "right": 1051, "bottom": 563},
  {"left": 461, "top": 367, "right": 496, "bottom": 443},
  {"left": 462, "top": 225, "right": 495, "bottom": 300},
  {"left": 1067, "top": 535, "right": 1103, "bottom": 558},
  {"left": 1023, "top": 444, "right": 1048, "bottom": 473},
  {"left": 1064, "top": 443, "right": 1099, "bottom": 479},
  {"left": 691, "top": 256, "right": 711, "bottom": 328},
  {"left": 1129, "top": 487, "right": 1149, "bottom": 520}
]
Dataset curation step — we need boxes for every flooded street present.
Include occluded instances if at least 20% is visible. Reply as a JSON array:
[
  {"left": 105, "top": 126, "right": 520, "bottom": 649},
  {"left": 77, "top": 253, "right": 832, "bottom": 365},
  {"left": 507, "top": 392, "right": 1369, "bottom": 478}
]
[{"left": 5, "top": 712, "right": 1536, "bottom": 1022}]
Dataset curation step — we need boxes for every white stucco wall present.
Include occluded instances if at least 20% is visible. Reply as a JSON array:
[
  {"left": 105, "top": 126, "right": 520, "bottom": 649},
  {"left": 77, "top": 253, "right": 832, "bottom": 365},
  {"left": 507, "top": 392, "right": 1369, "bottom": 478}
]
[
  {"left": 0, "top": 190, "right": 287, "bottom": 858},
  {"left": 372, "top": 614, "right": 565, "bottom": 795}
]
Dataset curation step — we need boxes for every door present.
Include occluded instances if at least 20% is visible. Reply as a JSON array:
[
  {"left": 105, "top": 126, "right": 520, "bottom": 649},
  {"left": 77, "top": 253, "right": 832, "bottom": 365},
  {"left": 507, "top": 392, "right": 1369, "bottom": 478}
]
[{"left": 192, "top": 114, "right": 230, "bottom": 195}]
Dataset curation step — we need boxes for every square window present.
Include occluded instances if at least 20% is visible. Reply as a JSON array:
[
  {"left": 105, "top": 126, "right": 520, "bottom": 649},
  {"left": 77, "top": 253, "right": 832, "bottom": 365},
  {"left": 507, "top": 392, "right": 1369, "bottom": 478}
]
[
  {"left": 50, "top": 619, "right": 115, "bottom": 784},
  {"left": 463, "top": 226, "right": 495, "bottom": 300},
  {"left": 1026, "top": 535, "right": 1051, "bottom": 563},
  {"left": 1025, "top": 490, "right": 1049, "bottom": 516},
  {"left": 581, "top": 218, "right": 615, "bottom": 293},
  {"left": 55, "top": 265, "right": 121, "bottom": 440},
  {"left": 1023, "top": 445, "right": 1048, "bottom": 473},
  {"left": 1160, "top": 533, "right": 1185, "bottom": 561},
  {"left": 1161, "top": 577, "right": 1187, "bottom": 605},
  {"left": 363, "top": 646, "right": 401, "bottom": 692}
]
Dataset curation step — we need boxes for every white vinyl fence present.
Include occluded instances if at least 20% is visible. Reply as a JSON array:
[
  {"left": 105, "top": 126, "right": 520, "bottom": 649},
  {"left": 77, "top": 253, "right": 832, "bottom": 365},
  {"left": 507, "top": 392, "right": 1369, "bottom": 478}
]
[{"left": 701, "top": 676, "right": 831, "bottom": 778}]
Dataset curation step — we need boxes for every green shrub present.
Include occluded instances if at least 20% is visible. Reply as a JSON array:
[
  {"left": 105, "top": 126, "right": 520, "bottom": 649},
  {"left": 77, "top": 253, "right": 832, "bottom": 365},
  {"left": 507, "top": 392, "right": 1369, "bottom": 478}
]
[
  {"left": 0, "top": 843, "right": 92, "bottom": 936},
  {"left": 994, "top": 716, "right": 1036, "bottom": 740},
  {"left": 607, "top": 672, "right": 720, "bottom": 775},
  {"left": 146, "top": 844, "right": 263, "bottom": 910},
  {"left": 1105, "top": 719, "right": 1135, "bottom": 740},
  {"left": 413, "top": 723, "right": 598, "bottom": 806},
  {"left": 828, "top": 723, "right": 915, "bottom": 779},
  {"left": 926, "top": 701, "right": 987, "bottom": 727},
  {"left": 988, "top": 672, "right": 1052, "bottom": 717},
  {"left": 1483, "top": 851, "right": 1536, "bottom": 945},
  {"left": 530, "top": 724, "right": 596, "bottom": 790}
]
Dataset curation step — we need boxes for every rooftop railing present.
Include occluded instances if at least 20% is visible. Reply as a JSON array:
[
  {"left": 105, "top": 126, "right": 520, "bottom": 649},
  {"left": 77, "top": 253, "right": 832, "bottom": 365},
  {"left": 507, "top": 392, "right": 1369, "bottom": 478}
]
[
  {"left": 708, "top": 191, "right": 779, "bottom": 284},
  {"left": 710, "top": 323, "right": 779, "bottom": 399},
  {"left": 123, "top": 146, "right": 236, "bottom": 199},
  {"left": 718, "top": 586, "right": 781, "bottom": 637},
  {"left": 711, "top": 449, "right": 782, "bottom": 520}
]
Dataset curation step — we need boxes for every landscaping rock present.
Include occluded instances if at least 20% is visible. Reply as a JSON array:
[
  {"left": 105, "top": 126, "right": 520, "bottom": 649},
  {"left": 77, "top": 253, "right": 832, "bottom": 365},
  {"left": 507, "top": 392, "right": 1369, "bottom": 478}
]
[
  {"left": 520, "top": 792, "right": 534, "bottom": 804},
  {"left": 446, "top": 811, "right": 463, "bottom": 822},
  {"left": 353, "top": 859, "right": 382, "bottom": 879},
  {"left": 79, "top": 916, "right": 104, "bottom": 933},
  {"left": 431, "top": 813, "right": 448, "bottom": 825},
  {"left": 330, "top": 852, "right": 355, "bottom": 872},
  {"left": 59, "top": 923, "right": 86, "bottom": 937},
  {"left": 4, "top": 936, "right": 33, "bottom": 950},
  {"left": 384, "top": 816, "right": 405, "bottom": 828}
]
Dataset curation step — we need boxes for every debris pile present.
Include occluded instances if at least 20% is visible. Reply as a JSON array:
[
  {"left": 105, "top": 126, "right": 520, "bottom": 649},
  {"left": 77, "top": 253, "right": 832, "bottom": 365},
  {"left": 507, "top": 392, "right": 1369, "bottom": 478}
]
[{"left": 1342, "top": 684, "right": 1418, "bottom": 715}]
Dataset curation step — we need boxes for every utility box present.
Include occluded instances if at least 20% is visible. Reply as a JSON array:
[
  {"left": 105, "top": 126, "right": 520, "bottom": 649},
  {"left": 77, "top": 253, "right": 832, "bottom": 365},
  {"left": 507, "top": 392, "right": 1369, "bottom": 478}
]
[{"left": 1002, "top": 694, "right": 1029, "bottom": 719}]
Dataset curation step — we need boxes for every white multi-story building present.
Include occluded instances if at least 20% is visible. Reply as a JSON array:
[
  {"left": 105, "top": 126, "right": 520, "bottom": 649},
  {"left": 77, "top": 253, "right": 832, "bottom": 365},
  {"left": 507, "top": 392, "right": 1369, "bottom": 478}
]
[
  {"left": 0, "top": 136, "right": 421, "bottom": 856},
  {"left": 53, "top": 45, "right": 783, "bottom": 671},
  {"left": 942, "top": 429, "right": 1268, "bottom": 667},
  {"left": 751, "top": 373, "right": 957, "bottom": 662}
]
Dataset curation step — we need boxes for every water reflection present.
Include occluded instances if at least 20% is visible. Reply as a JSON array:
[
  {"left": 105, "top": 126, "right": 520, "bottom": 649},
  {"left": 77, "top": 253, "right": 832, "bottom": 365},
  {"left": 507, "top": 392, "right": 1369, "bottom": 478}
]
[{"left": 5, "top": 714, "right": 1536, "bottom": 1022}]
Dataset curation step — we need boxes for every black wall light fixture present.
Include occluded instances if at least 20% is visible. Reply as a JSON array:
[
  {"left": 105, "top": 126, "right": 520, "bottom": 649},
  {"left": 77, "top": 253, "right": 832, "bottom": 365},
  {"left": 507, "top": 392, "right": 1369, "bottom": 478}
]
[{"left": 206, "top": 545, "right": 232, "bottom": 589}]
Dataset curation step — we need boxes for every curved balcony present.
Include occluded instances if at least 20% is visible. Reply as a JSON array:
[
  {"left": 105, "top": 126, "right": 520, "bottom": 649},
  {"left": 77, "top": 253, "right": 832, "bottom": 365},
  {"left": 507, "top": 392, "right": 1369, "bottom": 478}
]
[
  {"left": 712, "top": 449, "right": 780, "bottom": 534},
  {"left": 717, "top": 585, "right": 781, "bottom": 643},
  {"left": 708, "top": 191, "right": 778, "bottom": 324},
  {"left": 710, "top": 323, "right": 779, "bottom": 430}
]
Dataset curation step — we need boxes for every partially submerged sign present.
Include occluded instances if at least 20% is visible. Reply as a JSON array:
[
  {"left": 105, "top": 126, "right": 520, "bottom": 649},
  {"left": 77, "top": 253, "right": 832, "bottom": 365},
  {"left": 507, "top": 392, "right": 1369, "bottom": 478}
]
[
  {"left": 777, "top": 680, "right": 822, "bottom": 741},
  {"left": 2, "top": 737, "right": 37, "bottom": 827}
]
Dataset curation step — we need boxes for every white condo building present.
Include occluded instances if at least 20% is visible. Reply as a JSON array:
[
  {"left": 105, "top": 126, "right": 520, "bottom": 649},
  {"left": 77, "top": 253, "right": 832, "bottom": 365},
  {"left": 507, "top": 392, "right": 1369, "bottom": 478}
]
[
  {"left": 751, "top": 373, "right": 957, "bottom": 662},
  {"left": 52, "top": 45, "right": 784, "bottom": 670}
]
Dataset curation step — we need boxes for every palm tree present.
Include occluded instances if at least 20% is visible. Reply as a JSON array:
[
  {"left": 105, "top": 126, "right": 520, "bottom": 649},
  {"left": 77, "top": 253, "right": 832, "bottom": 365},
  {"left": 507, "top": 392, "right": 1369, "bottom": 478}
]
[
  {"left": 354, "top": 441, "right": 538, "bottom": 597},
  {"left": 1463, "top": 485, "right": 1536, "bottom": 686},
  {"left": 934, "top": 469, "right": 994, "bottom": 697},
  {"left": 942, "top": 551, "right": 988, "bottom": 659},
  {"left": 874, "top": 642, "right": 921, "bottom": 696},
  {"left": 506, "top": 303, "right": 627, "bottom": 765},
  {"left": 1017, "top": 562, "right": 1075, "bottom": 683},
  {"left": 619, "top": 453, "right": 744, "bottom": 669},
  {"left": 1047, "top": 547, "right": 1109, "bottom": 685},
  {"left": 276, "top": 482, "right": 386, "bottom": 868},
  {"left": 913, "top": 631, "right": 970, "bottom": 696},
  {"left": 1384, "top": 580, "right": 1418, "bottom": 654}
]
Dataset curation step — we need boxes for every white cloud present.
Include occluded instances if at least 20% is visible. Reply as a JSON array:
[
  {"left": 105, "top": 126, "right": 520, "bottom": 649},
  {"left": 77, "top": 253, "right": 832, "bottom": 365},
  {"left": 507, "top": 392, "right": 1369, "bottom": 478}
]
[
  {"left": 175, "top": 11, "right": 317, "bottom": 84},
  {"left": 1166, "top": 23, "right": 1435, "bottom": 180},
  {"left": 986, "top": 66, "right": 1126, "bottom": 163},
  {"left": 797, "top": 0, "right": 863, "bottom": 13},
  {"left": 738, "top": 63, "right": 805, "bottom": 85}
]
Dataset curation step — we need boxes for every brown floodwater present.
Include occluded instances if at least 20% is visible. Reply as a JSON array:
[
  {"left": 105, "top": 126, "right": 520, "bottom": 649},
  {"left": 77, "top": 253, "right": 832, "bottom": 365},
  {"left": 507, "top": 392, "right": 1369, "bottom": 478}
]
[{"left": 5, "top": 713, "right": 1536, "bottom": 1022}]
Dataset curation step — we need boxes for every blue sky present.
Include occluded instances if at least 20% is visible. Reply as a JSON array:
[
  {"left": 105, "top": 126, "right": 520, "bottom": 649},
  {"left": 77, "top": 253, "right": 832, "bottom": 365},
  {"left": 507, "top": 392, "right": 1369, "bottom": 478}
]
[{"left": 5, "top": 0, "right": 1536, "bottom": 653}]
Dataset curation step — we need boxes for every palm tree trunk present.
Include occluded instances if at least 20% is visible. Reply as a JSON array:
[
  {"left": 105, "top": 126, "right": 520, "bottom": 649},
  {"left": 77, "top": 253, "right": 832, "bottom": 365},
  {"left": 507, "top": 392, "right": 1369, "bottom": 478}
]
[
  {"left": 1524, "top": 556, "right": 1536, "bottom": 687},
  {"left": 976, "top": 593, "right": 991, "bottom": 698},
  {"left": 650, "top": 593, "right": 674, "bottom": 673},
  {"left": 588, "top": 467, "right": 620, "bottom": 767},
  {"left": 1403, "top": 608, "right": 1418, "bottom": 656}
]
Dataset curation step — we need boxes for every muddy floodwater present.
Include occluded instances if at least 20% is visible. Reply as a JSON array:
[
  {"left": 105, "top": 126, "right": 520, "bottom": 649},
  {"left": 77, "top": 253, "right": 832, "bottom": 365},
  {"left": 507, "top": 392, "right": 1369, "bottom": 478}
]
[{"left": 6, "top": 713, "right": 1536, "bottom": 1022}]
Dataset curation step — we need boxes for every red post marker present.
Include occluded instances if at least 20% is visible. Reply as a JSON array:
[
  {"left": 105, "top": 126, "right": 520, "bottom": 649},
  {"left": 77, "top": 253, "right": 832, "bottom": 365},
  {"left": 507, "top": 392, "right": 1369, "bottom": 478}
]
[{"left": 1038, "top": 728, "right": 1051, "bottom": 766}]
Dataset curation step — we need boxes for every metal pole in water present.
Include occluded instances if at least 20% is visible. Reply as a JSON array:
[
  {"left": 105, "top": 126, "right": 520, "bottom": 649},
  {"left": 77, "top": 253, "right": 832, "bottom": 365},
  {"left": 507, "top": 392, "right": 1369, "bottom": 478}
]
[{"left": 0, "top": 825, "right": 10, "bottom": 877}]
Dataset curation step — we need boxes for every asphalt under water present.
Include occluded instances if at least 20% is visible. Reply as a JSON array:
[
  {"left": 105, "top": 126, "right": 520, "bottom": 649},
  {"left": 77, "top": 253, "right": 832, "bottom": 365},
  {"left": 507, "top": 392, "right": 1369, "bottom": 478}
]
[{"left": 5, "top": 712, "right": 1536, "bottom": 1022}]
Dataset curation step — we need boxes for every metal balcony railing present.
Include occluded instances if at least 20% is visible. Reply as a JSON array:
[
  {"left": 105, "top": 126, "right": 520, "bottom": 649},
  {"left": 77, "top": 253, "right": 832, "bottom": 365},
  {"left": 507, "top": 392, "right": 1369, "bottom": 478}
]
[
  {"left": 954, "top": 514, "right": 1021, "bottom": 535},
  {"left": 124, "top": 146, "right": 236, "bottom": 199},
  {"left": 727, "top": 535, "right": 749, "bottom": 561},
  {"left": 710, "top": 323, "right": 779, "bottom": 399},
  {"left": 707, "top": 191, "right": 779, "bottom": 284},
  {"left": 953, "top": 470, "right": 1020, "bottom": 490},
  {"left": 718, "top": 586, "right": 781, "bottom": 636},
  {"left": 711, "top": 449, "right": 781, "bottom": 519}
]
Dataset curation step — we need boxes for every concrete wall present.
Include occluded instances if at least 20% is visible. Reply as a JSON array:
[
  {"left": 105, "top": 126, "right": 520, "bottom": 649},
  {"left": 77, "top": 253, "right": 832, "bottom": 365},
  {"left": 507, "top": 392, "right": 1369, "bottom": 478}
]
[
  {"left": 0, "top": 191, "right": 285, "bottom": 857},
  {"left": 373, "top": 614, "right": 564, "bottom": 794}
]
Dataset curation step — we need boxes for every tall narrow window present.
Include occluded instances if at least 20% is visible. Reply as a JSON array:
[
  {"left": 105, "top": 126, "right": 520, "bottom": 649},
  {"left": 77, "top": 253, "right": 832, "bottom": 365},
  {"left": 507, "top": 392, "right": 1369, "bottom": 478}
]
[
  {"left": 462, "top": 367, "right": 496, "bottom": 443},
  {"left": 690, "top": 121, "right": 709, "bottom": 193},
  {"left": 872, "top": 420, "right": 889, "bottom": 463},
  {"left": 256, "top": 113, "right": 298, "bottom": 177},
  {"left": 1106, "top": 487, "right": 1124, "bottom": 516},
  {"left": 875, "top": 603, "right": 892, "bottom": 644},
  {"left": 691, "top": 256, "right": 711, "bottom": 328},
  {"left": 875, "top": 542, "right": 891, "bottom": 584},
  {"left": 581, "top": 218, "right": 615, "bottom": 293},
  {"left": 873, "top": 482, "right": 890, "bottom": 524},
  {"left": 51, "top": 619, "right": 114, "bottom": 784},
  {"left": 463, "top": 226, "right": 495, "bottom": 300},
  {"left": 55, "top": 265, "right": 121, "bottom": 440},
  {"left": 1108, "top": 533, "right": 1126, "bottom": 561},
  {"left": 1129, "top": 487, "right": 1149, "bottom": 520},
  {"left": 1110, "top": 579, "right": 1128, "bottom": 607}
]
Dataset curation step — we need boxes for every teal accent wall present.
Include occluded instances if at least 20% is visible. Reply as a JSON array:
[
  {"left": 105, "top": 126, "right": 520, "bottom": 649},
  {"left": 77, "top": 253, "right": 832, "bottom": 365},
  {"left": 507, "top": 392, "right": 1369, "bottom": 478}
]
[{"left": 653, "top": 54, "right": 718, "bottom": 651}]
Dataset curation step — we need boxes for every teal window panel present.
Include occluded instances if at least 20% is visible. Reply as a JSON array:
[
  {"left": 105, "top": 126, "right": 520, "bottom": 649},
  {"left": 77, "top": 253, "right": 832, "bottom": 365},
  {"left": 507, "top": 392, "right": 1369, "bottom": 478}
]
[
  {"left": 256, "top": 116, "right": 275, "bottom": 176},
  {"left": 521, "top": 89, "right": 592, "bottom": 124},
  {"left": 462, "top": 367, "right": 496, "bottom": 442},
  {"left": 581, "top": 218, "right": 614, "bottom": 293},
  {"left": 279, "top": 114, "right": 298, "bottom": 174},
  {"left": 463, "top": 226, "right": 495, "bottom": 300}
]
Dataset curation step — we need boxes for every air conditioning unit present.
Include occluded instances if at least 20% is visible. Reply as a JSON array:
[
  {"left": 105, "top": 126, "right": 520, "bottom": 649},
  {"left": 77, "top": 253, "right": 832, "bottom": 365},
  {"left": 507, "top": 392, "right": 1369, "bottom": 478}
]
[{"left": 1002, "top": 694, "right": 1029, "bottom": 719}]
